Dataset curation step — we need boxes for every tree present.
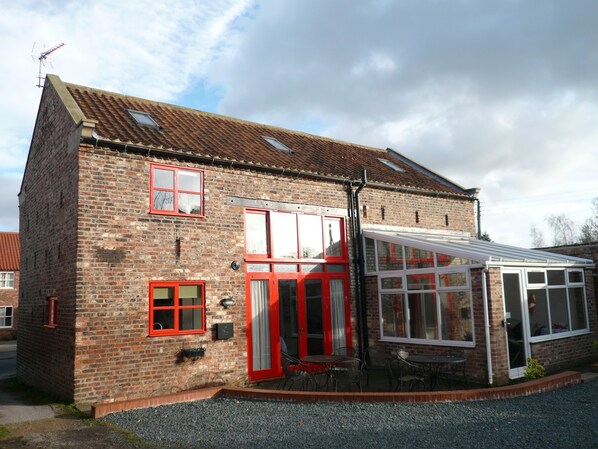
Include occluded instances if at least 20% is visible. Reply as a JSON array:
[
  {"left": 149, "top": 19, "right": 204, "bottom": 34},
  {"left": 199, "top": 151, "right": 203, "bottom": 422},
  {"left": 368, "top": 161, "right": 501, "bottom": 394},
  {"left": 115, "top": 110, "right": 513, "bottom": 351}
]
[
  {"left": 546, "top": 213, "right": 576, "bottom": 246},
  {"left": 579, "top": 197, "right": 598, "bottom": 244},
  {"left": 479, "top": 231, "right": 492, "bottom": 242},
  {"left": 530, "top": 225, "right": 545, "bottom": 248}
]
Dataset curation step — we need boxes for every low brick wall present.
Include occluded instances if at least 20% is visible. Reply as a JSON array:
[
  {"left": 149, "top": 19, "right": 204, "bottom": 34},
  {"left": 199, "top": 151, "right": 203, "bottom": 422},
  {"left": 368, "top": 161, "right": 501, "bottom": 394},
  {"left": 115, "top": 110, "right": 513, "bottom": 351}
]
[{"left": 91, "top": 371, "right": 581, "bottom": 419}]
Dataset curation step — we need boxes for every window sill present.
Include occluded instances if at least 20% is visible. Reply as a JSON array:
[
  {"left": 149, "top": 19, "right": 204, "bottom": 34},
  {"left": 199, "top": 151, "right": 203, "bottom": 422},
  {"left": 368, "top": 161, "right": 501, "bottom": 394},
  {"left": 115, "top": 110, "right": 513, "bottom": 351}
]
[
  {"left": 379, "top": 337, "right": 475, "bottom": 348},
  {"left": 529, "top": 329, "right": 591, "bottom": 344},
  {"left": 44, "top": 324, "right": 58, "bottom": 329},
  {"left": 149, "top": 330, "right": 206, "bottom": 337},
  {"left": 149, "top": 210, "right": 205, "bottom": 219}
]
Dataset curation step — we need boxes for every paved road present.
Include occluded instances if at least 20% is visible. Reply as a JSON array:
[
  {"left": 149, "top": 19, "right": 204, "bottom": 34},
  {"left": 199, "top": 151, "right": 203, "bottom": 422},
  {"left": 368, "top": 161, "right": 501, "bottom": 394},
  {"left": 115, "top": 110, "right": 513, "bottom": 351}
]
[{"left": 0, "top": 341, "right": 16, "bottom": 380}]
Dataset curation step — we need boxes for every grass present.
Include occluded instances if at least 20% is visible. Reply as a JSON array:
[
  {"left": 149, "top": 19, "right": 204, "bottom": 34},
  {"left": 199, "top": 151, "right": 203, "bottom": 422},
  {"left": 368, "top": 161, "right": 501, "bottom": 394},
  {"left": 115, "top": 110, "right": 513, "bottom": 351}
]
[{"left": 0, "top": 425, "right": 9, "bottom": 438}]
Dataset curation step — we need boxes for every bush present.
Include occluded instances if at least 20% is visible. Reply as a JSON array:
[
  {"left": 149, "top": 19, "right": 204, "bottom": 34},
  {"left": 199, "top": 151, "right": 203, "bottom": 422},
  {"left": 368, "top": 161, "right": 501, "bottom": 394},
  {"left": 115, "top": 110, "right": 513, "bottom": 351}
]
[
  {"left": 593, "top": 340, "right": 598, "bottom": 352},
  {"left": 524, "top": 357, "right": 545, "bottom": 380}
]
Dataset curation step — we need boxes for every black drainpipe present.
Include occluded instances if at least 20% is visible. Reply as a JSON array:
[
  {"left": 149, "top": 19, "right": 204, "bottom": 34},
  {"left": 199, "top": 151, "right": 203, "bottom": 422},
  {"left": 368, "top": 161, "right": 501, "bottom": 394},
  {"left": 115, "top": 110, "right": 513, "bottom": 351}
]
[{"left": 353, "top": 169, "right": 368, "bottom": 360}]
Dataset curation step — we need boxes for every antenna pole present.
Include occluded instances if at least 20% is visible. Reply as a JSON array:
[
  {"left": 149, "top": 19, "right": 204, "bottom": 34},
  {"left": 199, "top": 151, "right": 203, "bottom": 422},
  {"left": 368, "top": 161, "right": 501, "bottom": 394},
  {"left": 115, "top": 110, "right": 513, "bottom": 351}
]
[{"left": 37, "top": 42, "right": 65, "bottom": 88}]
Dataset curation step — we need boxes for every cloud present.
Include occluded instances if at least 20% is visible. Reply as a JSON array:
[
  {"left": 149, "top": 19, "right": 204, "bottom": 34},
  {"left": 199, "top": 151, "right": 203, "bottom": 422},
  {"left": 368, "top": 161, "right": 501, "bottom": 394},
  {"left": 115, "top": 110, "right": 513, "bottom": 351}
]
[
  {"left": 2, "top": 0, "right": 597, "bottom": 246},
  {"left": 0, "top": 174, "right": 21, "bottom": 231},
  {"left": 208, "top": 0, "right": 598, "bottom": 245},
  {"left": 0, "top": 0, "right": 254, "bottom": 231}
]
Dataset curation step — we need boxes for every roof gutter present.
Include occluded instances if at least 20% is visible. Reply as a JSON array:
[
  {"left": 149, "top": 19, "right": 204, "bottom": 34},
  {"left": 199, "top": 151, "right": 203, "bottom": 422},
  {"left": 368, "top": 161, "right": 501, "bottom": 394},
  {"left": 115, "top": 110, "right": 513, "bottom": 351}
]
[{"left": 81, "top": 134, "right": 476, "bottom": 201}]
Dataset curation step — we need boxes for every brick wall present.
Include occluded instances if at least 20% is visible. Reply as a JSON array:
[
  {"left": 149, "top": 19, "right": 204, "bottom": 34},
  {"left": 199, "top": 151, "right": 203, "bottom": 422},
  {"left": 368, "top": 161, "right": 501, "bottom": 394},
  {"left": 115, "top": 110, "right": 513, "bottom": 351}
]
[
  {"left": 0, "top": 270, "right": 18, "bottom": 339},
  {"left": 69, "top": 143, "right": 476, "bottom": 403},
  {"left": 17, "top": 82, "right": 80, "bottom": 401}
]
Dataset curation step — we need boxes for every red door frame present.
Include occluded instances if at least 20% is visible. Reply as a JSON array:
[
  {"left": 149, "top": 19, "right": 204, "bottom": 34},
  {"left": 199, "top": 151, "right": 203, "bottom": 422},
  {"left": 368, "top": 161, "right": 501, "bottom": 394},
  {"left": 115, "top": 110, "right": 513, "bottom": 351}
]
[{"left": 246, "top": 270, "right": 351, "bottom": 381}]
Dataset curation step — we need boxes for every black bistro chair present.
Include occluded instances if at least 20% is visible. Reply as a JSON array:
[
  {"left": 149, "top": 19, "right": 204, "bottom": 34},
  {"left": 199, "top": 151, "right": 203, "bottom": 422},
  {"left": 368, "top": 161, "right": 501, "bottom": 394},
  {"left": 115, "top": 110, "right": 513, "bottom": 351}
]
[
  {"left": 279, "top": 352, "right": 318, "bottom": 391},
  {"left": 363, "top": 346, "right": 389, "bottom": 388},
  {"left": 438, "top": 350, "right": 468, "bottom": 389},
  {"left": 388, "top": 356, "right": 426, "bottom": 392},
  {"left": 333, "top": 357, "right": 364, "bottom": 392}
]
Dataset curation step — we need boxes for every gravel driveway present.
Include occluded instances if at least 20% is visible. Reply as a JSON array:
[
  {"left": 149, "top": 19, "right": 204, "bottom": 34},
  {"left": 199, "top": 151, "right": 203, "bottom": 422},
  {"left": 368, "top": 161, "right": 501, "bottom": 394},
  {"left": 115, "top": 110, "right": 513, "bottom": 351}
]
[{"left": 104, "top": 381, "right": 598, "bottom": 449}]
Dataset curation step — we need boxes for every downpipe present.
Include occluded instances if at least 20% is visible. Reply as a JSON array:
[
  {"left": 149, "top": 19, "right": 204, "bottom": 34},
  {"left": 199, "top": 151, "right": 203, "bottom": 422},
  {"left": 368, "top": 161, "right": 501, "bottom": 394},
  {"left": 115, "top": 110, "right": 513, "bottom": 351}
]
[{"left": 482, "top": 262, "right": 493, "bottom": 385}]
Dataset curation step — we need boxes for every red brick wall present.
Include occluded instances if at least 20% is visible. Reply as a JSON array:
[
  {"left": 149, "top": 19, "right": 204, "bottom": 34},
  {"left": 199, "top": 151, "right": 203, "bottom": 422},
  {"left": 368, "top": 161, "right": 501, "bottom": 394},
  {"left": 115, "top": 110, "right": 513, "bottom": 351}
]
[
  {"left": 0, "top": 270, "right": 18, "bottom": 339},
  {"left": 69, "top": 144, "right": 476, "bottom": 403},
  {"left": 17, "top": 82, "right": 80, "bottom": 401}
]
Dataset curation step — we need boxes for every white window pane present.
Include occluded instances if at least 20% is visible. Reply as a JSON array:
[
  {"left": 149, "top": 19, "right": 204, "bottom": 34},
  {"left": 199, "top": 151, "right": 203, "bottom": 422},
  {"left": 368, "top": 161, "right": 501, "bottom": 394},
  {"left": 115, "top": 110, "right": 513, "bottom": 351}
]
[
  {"left": 179, "top": 170, "right": 202, "bottom": 192},
  {"left": 549, "top": 288, "right": 570, "bottom": 333},
  {"left": 154, "top": 191, "right": 174, "bottom": 211},
  {"left": 272, "top": 213, "right": 298, "bottom": 258},
  {"left": 325, "top": 218, "right": 342, "bottom": 257},
  {"left": 154, "top": 168, "right": 174, "bottom": 189},
  {"left": 381, "top": 293, "right": 406, "bottom": 338},
  {"left": 251, "top": 280, "right": 271, "bottom": 371},
  {"left": 547, "top": 270, "right": 566, "bottom": 286},
  {"left": 177, "top": 193, "right": 202, "bottom": 214},
  {"left": 377, "top": 240, "right": 403, "bottom": 271},
  {"left": 408, "top": 292, "right": 437, "bottom": 339},
  {"left": 439, "top": 291, "right": 473, "bottom": 341},
  {"left": 405, "top": 246, "right": 434, "bottom": 269},
  {"left": 568, "top": 287, "right": 587, "bottom": 330},
  {"left": 439, "top": 272, "right": 467, "bottom": 288},
  {"left": 299, "top": 215, "right": 323, "bottom": 259}
]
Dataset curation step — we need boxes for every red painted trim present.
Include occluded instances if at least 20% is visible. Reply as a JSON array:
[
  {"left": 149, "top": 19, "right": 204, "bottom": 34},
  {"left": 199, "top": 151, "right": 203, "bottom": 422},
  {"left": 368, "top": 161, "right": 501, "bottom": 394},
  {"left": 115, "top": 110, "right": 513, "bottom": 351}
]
[
  {"left": 244, "top": 209, "right": 351, "bottom": 382},
  {"left": 149, "top": 280, "right": 206, "bottom": 336},
  {"left": 149, "top": 163, "right": 205, "bottom": 218}
]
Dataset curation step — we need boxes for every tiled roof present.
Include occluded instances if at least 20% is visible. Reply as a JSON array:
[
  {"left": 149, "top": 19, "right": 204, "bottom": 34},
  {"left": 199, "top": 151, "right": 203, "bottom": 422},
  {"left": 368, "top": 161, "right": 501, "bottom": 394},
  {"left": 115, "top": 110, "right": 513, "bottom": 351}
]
[
  {"left": 63, "top": 81, "right": 473, "bottom": 197},
  {"left": 0, "top": 232, "right": 19, "bottom": 271}
]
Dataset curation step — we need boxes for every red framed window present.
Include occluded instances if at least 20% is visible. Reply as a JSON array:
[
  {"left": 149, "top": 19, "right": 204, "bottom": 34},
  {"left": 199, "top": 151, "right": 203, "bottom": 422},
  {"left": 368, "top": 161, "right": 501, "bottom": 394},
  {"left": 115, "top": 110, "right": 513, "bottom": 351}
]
[
  {"left": 150, "top": 163, "right": 204, "bottom": 217},
  {"left": 46, "top": 296, "right": 58, "bottom": 328},
  {"left": 245, "top": 210, "right": 347, "bottom": 262},
  {"left": 149, "top": 281, "right": 206, "bottom": 336}
]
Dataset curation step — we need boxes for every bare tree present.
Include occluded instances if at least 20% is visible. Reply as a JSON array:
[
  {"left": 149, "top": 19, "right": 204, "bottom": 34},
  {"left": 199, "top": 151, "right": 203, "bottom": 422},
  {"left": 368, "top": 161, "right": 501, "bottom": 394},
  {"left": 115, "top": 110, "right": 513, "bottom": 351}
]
[
  {"left": 579, "top": 197, "right": 598, "bottom": 244},
  {"left": 546, "top": 214, "right": 576, "bottom": 246},
  {"left": 530, "top": 225, "right": 545, "bottom": 248}
]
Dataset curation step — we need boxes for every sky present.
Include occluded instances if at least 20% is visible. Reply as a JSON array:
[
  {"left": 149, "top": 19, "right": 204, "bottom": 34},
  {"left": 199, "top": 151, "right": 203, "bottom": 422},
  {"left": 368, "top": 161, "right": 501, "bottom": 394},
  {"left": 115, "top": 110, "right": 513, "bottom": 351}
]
[{"left": 1, "top": 0, "right": 597, "bottom": 248}]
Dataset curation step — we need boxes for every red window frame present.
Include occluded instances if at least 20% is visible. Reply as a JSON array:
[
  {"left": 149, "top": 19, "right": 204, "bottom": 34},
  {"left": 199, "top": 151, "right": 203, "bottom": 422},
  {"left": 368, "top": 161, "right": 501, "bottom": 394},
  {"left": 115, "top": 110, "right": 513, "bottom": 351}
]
[
  {"left": 149, "top": 281, "right": 206, "bottom": 336},
  {"left": 45, "top": 296, "right": 58, "bottom": 328},
  {"left": 244, "top": 210, "right": 347, "bottom": 263},
  {"left": 150, "top": 163, "right": 204, "bottom": 217}
]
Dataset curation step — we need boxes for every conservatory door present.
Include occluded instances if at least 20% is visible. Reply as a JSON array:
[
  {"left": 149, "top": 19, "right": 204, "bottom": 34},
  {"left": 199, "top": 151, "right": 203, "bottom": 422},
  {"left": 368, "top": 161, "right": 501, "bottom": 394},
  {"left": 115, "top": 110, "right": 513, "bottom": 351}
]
[{"left": 502, "top": 270, "right": 529, "bottom": 378}]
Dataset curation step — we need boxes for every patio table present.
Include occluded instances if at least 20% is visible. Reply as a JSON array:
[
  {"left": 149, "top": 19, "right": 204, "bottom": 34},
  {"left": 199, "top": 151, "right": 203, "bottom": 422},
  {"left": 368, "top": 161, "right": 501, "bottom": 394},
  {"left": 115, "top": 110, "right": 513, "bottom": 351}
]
[
  {"left": 301, "top": 354, "right": 354, "bottom": 391},
  {"left": 405, "top": 355, "right": 466, "bottom": 390}
]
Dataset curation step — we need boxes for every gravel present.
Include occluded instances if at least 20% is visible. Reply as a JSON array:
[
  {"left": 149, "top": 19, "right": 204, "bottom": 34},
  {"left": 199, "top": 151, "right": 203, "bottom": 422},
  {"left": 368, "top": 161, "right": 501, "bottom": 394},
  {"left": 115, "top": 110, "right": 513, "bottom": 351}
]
[{"left": 103, "top": 381, "right": 598, "bottom": 449}]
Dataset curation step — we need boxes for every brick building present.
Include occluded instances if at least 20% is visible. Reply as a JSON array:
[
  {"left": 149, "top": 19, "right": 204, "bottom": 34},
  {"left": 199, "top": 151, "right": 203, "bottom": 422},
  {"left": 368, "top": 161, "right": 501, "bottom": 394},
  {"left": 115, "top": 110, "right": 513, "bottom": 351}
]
[
  {"left": 18, "top": 75, "right": 596, "bottom": 404},
  {"left": 0, "top": 232, "right": 19, "bottom": 340}
]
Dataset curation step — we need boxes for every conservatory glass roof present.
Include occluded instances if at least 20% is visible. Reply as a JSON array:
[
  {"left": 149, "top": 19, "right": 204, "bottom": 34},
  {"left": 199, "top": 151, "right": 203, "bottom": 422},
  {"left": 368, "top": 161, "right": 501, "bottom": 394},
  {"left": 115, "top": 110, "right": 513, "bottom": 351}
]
[{"left": 362, "top": 230, "right": 594, "bottom": 268}]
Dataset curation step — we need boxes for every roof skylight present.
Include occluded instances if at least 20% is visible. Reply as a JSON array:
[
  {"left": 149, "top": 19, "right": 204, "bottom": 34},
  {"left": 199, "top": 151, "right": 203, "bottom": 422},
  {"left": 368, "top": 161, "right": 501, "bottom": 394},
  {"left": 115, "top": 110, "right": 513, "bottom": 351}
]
[
  {"left": 378, "top": 158, "right": 405, "bottom": 172},
  {"left": 262, "top": 136, "right": 291, "bottom": 153},
  {"left": 128, "top": 109, "right": 160, "bottom": 129}
]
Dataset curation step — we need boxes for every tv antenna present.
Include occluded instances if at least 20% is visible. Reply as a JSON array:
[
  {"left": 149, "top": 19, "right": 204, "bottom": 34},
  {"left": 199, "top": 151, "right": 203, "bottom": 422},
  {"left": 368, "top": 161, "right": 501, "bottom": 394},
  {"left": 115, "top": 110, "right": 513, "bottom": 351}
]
[{"left": 33, "top": 42, "right": 65, "bottom": 88}]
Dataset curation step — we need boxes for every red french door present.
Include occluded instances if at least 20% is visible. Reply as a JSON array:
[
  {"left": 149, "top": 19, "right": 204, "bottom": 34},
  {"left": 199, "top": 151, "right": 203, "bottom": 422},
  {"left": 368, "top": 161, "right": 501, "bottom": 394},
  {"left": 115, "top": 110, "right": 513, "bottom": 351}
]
[{"left": 247, "top": 272, "right": 349, "bottom": 381}]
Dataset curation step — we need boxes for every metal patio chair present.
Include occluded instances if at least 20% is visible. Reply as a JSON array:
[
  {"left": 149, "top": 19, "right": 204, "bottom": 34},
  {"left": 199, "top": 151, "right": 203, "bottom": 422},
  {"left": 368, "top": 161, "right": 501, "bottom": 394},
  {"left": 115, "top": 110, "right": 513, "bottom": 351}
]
[
  {"left": 388, "top": 356, "right": 426, "bottom": 392},
  {"left": 279, "top": 352, "right": 318, "bottom": 391},
  {"left": 333, "top": 357, "right": 364, "bottom": 392},
  {"left": 363, "top": 346, "right": 390, "bottom": 388}
]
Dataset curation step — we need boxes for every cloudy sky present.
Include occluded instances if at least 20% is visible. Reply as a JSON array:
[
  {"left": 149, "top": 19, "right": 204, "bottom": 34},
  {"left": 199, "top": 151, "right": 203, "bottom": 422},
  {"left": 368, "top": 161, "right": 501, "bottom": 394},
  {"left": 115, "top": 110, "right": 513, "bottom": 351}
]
[{"left": 1, "top": 0, "right": 597, "bottom": 247}]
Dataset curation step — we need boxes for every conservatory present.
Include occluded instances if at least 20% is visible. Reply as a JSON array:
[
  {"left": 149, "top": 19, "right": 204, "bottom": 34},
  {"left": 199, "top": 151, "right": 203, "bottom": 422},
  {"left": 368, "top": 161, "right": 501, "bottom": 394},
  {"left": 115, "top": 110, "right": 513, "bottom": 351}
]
[{"left": 362, "top": 229, "right": 596, "bottom": 383}]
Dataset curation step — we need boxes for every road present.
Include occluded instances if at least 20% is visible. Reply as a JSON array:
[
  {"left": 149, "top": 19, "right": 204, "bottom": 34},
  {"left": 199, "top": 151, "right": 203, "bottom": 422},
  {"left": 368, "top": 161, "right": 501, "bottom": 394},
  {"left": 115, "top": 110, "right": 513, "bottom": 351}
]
[{"left": 0, "top": 341, "right": 16, "bottom": 380}]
